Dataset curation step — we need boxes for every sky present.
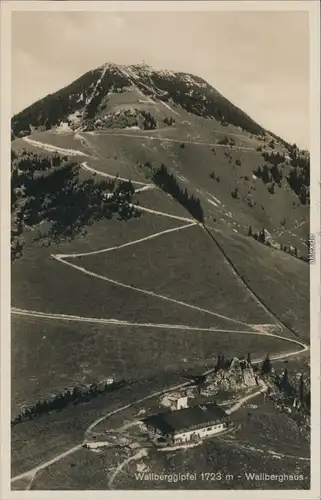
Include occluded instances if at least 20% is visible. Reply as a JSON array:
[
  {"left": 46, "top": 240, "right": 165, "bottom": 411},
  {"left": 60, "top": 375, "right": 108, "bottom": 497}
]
[{"left": 11, "top": 10, "right": 310, "bottom": 148}]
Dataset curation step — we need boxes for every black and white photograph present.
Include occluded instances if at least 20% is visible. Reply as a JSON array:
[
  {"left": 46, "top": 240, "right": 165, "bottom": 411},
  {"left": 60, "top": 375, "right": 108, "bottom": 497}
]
[{"left": 1, "top": 1, "right": 320, "bottom": 498}]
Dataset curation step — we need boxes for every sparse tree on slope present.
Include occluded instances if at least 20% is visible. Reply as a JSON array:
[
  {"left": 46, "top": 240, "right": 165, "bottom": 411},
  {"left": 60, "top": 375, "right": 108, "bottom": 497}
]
[
  {"left": 258, "top": 228, "right": 266, "bottom": 244},
  {"left": 261, "top": 353, "right": 272, "bottom": 374},
  {"left": 281, "top": 367, "right": 289, "bottom": 390},
  {"left": 299, "top": 374, "right": 304, "bottom": 405},
  {"left": 216, "top": 354, "right": 223, "bottom": 370}
]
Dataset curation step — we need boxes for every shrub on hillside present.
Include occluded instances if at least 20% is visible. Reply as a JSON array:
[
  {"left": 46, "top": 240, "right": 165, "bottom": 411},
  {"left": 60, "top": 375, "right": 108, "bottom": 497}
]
[
  {"left": 268, "top": 183, "right": 275, "bottom": 195},
  {"left": 141, "top": 110, "right": 157, "bottom": 130},
  {"left": 218, "top": 136, "right": 235, "bottom": 147},
  {"left": 270, "top": 165, "right": 283, "bottom": 185},
  {"left": 210, "top": 170, "right": 220, "bottom": 182},
  {"left": 262, "top": 151, "right": 285, "bottom": 166},
  {"left": 164, "top": 116, "right": 175, "bottom": 126},
  {"left": 253, "top": 165, "right": 272, "bottom": 184},
  {"left": 231, "top": 187, "right": 239, "bottom": 199},
  {"left": 286, "top": 156, "right": 310, "bottom": 205}
]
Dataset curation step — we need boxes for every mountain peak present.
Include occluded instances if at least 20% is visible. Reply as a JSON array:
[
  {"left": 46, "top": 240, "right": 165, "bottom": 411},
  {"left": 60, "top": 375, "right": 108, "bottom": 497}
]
[{"left": 12, "top": 61, "right": 268, "bottom": 139}]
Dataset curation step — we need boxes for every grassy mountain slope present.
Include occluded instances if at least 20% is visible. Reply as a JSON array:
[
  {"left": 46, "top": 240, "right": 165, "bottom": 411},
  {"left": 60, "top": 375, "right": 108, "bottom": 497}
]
[{"left": 10, "top": 62, "right": 310, "bottom": 488}]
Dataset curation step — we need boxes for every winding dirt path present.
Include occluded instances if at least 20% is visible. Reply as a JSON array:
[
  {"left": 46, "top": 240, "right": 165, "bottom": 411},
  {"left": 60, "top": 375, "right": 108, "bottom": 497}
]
[
  {"left": 11, "top": 133, "right": 309, "bottom": 489},
  {"left": 226, "top": 380, "right": 268, "bottom": 415},
  {"left": 11, "top": 308, "right": 257, "bottom": 335},
  {"left": 10, "top": 343, "right": 306, "bottom": 486},
  {"left": 51, "top": 254, "right": 271, "bottom": 332},
  {"left": 54, "top": 221, "right": 197, "bottom": 258},
  {"left": 80, "top": 160, "right": 149, "bottom": 186},
  {"left": 84, "top": 131, "right": 257, "bottom": 152},
  {"left": 22, "top": 137, "right": 90, "bottom": 157},
  {"left": 11, "top": 444, "right": 83, "bottom": 483},
  {"left": 108, "top": 448, "right": 149, "bottom": 489}
]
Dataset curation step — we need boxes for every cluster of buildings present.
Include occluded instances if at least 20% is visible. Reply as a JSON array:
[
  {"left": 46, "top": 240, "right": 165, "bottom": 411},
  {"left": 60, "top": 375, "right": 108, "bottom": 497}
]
[{"left": 142, "top": 394, "right": 230, "bottom": 447}]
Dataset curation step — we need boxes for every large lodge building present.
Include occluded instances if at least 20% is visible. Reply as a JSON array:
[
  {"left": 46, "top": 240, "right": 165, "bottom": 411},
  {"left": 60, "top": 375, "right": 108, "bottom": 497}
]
[{"left": 143, "top": 401, "right": 230, "bottom": 446}]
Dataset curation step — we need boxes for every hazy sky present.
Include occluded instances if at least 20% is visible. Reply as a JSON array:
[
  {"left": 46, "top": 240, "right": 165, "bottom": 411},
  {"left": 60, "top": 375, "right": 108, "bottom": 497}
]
[{"left": 11, "top": 10, "right": 310, "bottom": 147}]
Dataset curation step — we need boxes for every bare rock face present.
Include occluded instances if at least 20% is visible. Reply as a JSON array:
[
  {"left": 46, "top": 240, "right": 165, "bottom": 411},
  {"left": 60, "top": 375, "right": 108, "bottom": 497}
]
[
  {"left": 242, "top": 367, "right": 257, "bottom": 387},
  {"left": 203, "top": 359, "right": 257, "bottom": 394},
  {"left": 229, "top": 357, "right": 241, "bottom": 371}
]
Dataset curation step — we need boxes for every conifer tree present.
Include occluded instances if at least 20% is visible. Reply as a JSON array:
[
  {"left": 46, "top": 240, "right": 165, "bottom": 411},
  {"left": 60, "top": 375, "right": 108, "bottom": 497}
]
[
  {"left": 299, "top": 374, "right": 304, "bottom": 405},
  {"left": 259, "top": 228, "right": 266, "bottom": 244},
  {"left": 281, "top": 367, "right": 289, "bottom": 390},
  {"left": 261, "top": 353, "right": 272, "bottom": 374}
]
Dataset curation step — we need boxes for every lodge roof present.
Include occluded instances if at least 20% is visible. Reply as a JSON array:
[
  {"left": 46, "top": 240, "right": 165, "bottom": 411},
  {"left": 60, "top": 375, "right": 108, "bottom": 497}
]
[{"left": 143, "top": 402, "right": 227, "bottom": 434}]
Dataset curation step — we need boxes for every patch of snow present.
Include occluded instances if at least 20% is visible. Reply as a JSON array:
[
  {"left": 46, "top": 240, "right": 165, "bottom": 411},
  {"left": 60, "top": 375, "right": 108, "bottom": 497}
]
[
  {"left": 233, "top": 229, "right": 238, "bottom": 233},
  {"left": 134, "top": 185, "right": 156, "bottom": 194},
  {"left": 252, "top": 174, "right": 257, "bottom": 180},
  {"left": 180, "top": 74, "right": 198, "bottom": 87},
  {"left": 68, "top": 111, "right": 83, "bottom": 125},
  {"left": 208, "top": 199, "right": 218, "bottom": 208},
  {"left": 177, "top": 175, "right": 188, "bottom": 183},
  {"left": 77, "top": 93, "right": 84, "bottom": 103},
  {"left": 158, "top": 69, "right": 176, "bottom": 78},
  {"left": 209, "top": 193, "right": 221, "bottom": 205}
]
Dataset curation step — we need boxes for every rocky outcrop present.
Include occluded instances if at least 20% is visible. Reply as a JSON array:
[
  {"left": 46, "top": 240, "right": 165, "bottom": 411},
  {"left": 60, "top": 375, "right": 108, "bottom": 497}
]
[
  {"left": 159, "top": 359, "right": 259, "bottom": 409},
  {"left": 203, "top": 359, "right": 258, "bottom": 395}
]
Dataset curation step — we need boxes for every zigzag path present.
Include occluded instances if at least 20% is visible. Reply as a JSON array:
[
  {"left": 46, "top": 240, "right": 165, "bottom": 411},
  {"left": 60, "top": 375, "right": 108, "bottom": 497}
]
[{"left": 10, "top": 134, "right": 309, "bottom": 487}]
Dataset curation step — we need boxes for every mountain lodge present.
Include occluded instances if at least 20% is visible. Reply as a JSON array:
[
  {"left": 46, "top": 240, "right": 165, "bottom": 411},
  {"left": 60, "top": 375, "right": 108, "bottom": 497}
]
[{"left": 143, "top": 401, "right": 229, "bottom": 446}]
